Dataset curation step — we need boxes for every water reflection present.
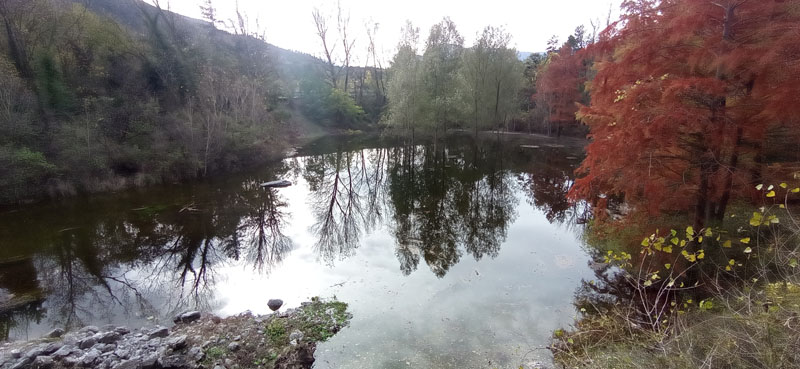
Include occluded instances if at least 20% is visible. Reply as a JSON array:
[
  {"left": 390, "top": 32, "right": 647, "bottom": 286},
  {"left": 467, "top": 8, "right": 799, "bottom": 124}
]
[{"left": 0, "top": 134, "right": 584, "bottom": 342}]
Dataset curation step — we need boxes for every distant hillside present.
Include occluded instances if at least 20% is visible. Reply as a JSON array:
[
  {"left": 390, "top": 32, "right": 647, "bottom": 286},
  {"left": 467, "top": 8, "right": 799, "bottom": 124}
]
[{"left": 82, "top": 0, "right": 323, "bottom": 77}]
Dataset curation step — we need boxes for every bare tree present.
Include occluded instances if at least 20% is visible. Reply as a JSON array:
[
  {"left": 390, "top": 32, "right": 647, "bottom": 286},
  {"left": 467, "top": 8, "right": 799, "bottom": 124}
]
[
  {"left": 365, "top": 21, "right": 386, "bottom": 104},
  {"left": 312, "top": 7, "right": 338, "bottom": 88},
  {"left": 336, "top": 0, "right": 355, "bottom": 93}
]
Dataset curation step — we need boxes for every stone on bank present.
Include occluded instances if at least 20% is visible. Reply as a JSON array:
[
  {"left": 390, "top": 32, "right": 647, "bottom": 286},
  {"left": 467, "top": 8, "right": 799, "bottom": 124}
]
[{"left": 0, "top": 298, "right": 350, "bottom": 369}]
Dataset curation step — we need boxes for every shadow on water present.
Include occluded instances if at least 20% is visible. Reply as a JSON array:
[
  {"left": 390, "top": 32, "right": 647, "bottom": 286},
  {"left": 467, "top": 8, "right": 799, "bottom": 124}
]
[{"left": 0, "top": 133, "right": 586, "bottom": 341}]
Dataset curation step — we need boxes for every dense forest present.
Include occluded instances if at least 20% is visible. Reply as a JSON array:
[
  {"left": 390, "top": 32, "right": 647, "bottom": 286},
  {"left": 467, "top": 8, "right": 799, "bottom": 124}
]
[
  {"left": 0, "top": 0, "right": 387, "bottom": 204},
  {"left": 0, "top": 0, "right": 602, "bottom": 205}
]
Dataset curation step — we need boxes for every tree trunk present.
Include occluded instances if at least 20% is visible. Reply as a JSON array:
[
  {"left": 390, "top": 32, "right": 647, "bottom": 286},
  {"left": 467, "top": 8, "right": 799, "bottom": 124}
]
[{"left": 715, "top": 127, "right": 742, "bottom": 222}]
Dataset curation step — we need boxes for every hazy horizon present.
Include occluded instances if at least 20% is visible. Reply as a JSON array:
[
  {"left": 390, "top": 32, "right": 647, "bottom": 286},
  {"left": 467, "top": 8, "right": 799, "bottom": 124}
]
[{"left": 161, "top": 0, "right": 621, "bottom": 62}]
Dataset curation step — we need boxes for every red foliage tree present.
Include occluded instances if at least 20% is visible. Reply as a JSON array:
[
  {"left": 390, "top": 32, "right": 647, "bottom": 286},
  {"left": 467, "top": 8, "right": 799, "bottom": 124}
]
[
  {"left": 535, "top": 43, "right": 587, "bottom": 136},
  {"left": 570, "top": 0, "right": 800, "bottom": 230}
]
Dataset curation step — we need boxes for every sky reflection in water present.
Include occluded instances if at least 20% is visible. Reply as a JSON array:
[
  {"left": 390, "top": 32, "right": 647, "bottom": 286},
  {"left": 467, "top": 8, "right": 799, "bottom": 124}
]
[{"left": 0, "top": 135, "right": 593, "bottom": 368}]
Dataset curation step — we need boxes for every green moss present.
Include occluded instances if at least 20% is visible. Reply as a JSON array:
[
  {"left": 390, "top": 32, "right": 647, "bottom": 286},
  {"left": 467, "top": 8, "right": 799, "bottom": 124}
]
[
  {"left": 262, "top": 297, "right": 351, "bottom": 345},
  {"left": 203, "top": 346, "right": 226, "bottom": 364},
  {"left": 265, "top": 318, "right": 288, "bottom": 344}
]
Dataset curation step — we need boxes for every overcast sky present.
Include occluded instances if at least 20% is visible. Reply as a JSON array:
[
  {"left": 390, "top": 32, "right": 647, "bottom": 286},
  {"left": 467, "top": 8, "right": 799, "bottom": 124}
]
[{"left": 163, "top": 0, "right": 622, "bottom": 62}]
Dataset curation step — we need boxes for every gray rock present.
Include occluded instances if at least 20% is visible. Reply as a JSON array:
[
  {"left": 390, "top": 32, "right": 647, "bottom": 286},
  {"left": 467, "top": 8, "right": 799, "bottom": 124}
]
[
  {"left": 166, "top": 335, "right": 187, "bottom": 350},
  {"left": 102, "top": 324, "right": 116, "bottom": 332},
  {"left": 10, "top": 349, "right": 21, "bottom": 359},
  {"left": 78, "top": 336, "right": 98, "bottom": 349},
  {"left": 114, "top": 327, "right": 131, "bottom": 336},
  {"left": 113, "top": 347, "right": 131, "bottom": 360},
  {"left": 233, "top": 335, "right": 241, "bottom": 341},
  {"left": 41, "top": 343, "right": 62, "bottom": 355},
  {"left": 32, "top": 356, "right": 54, "bottom": 369},
  {"left": 51, "top": 345, "right": 74, "bottom": 359},
  {"left": 188, "top": 346, "right": 205, "bottom": 362},
  {"left": 46, "top": 328, "right": 64, "bottom": 338},
  {"left": 289, "top": 339, "right": 298, "bottom": 346},
  {"left": 81, "top": 350, "right": 100, "bottom": 366},
  {"left": 158, "top": 355, "right": 186, "bottom": 369},
  {"left": 9, "top": 357, "right": 32, "bottom": 369},
  {"left": 213, "top": 366, "right": 225, "bottom": 369},
  {"left": 140, "top": 355, "right": 160, "bottom": 369},
  {"left": 79, "top": 326, "right": 100, "bottom": 334},
  {"left": 96, "top": 331, "right": 122, "bottom": 344},
  {"left": 267, "top": 299, "right": 284, "bottom": 311},
  {"left": 147, "top": 327, "right": 169, "bottom": 339},
  {"left": 25, "top": 346, "right": 46, "bottom": 358},
  {"left": 224, "top": 359, "right": 234, "bottom": 367},
  {"left": 63, "top": 355, "right": 82, "bottom": 366},
  {"left": 98, "top": 343, "right": 117, "bottom": 353},
  {"left": 227, "top": 342, "right": 240, "bottom": 352},
  {"left": 289, "top": 330, "right": 304, "bottom": 342},
  {"left": 179, "top": 311, "right": 202, "bottom": 324},
  {"left": 100, "top": 357, "right": 117, "bottom": 369},
  {"left": 113, "top": 358, "right": 142, "bottom": 369}
]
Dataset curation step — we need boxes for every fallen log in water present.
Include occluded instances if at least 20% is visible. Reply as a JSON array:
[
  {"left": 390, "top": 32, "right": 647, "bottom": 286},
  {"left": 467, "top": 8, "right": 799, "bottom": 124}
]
[{"left": 260, "top": 180, "right": 292, "bottom": 188}]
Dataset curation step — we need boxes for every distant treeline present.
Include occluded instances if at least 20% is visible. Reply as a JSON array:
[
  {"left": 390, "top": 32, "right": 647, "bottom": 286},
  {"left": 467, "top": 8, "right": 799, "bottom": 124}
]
[{"left": 381, "top": 17, "right": 597, "bottom": 139}]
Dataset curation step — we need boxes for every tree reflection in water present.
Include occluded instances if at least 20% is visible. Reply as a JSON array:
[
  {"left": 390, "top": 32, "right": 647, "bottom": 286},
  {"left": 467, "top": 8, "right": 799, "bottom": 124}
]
[{"left": 0, "top": 135, "right": 586, "bottom": 339}]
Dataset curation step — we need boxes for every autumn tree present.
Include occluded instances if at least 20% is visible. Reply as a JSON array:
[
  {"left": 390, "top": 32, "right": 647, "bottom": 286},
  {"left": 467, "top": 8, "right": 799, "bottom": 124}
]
[
  {"left": 571, "top": 0, "right": 800, "bottom": 232},
  {"left": 535, "top": 43, "right": 586, "bottom": 137}
]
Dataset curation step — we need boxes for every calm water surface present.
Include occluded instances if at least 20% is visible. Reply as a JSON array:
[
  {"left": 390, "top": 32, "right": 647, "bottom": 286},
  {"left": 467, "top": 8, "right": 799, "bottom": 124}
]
[{"left": 0, "top": 134, "right": 593, "bottom": 368}]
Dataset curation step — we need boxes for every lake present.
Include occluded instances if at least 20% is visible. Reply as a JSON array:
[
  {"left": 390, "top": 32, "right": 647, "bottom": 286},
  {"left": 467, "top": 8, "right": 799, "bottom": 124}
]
[{"left": 0, "top": 133, "right": 594, "bottom": 368}]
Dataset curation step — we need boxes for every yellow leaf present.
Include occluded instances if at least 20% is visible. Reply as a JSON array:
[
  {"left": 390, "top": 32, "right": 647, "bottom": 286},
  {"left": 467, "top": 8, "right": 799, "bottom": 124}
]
[
  {"left": 680, "top": 240, "right": 687, "bottom": 247},
  {"left": 750, "top": 212, "right": 763, "bottom": 226},
  {"left": 644, "top": 280, "right": 653, "bottom": 287},
  {"left": 725, "top": 265, "right": 732, "bottom": 271},
  {"left": 686, "top": 226, "right": 695, "bottom": 237},
  {"left": 792, "top": 188, "right": 799, "bottom": 193},
  {"left": 671, "top": 237, "right": 679, "bottom": 245},
  {"left": 740, "top": 237, "right": 750, "bottom": 244},
  {"left": 729, "top": 259, "right": 735, "bottom": 266},
  {"left": 780, "top": 183, "right": 788, "bottom": 189},
  {"left": 698, "top": 236, "right": 704, "bottom": 243},
  {"left": 665, "top": 263, "right": 672, "bottom": 269},
  {"left": 723, "top": 240, "right": 732, "bottom": 248},
  {"left": 704, "top": 228, "right": 713, "bottom": 237},
  {"left": 744, "top": 247, "right": 753, "bottom": 254},
  {"left": 766, "top": 190, "right": 776, "bottom": 198},
  {"left": 663, "top": 245, "right": 673, "bottom": 253}
]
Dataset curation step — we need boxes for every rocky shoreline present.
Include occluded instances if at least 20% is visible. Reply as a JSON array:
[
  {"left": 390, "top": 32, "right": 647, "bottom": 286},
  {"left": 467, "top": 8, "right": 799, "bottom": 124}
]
[{"left": 0, "top": 299, "right": 351, "bottom": 369}]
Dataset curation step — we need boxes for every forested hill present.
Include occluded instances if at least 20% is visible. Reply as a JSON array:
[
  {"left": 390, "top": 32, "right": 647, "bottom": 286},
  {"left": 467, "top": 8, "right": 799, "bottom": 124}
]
[
  {"left": 0, "top": 0, "right": 337, "bottom": 205},
  {"left": 82, "top": 0, "right": 320, "bottom": 72}
]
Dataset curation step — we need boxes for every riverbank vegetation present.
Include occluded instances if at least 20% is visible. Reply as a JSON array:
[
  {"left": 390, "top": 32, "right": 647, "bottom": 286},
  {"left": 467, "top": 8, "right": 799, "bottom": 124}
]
[
  {"left": 0, "top": 0, "right": 392, "bottom": 205},
  {"left": 0, "top": 0, "right": 297, "bottom": 203},
  {"left": 552, "top": 1, "right": 800, "bottom": 367}
]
